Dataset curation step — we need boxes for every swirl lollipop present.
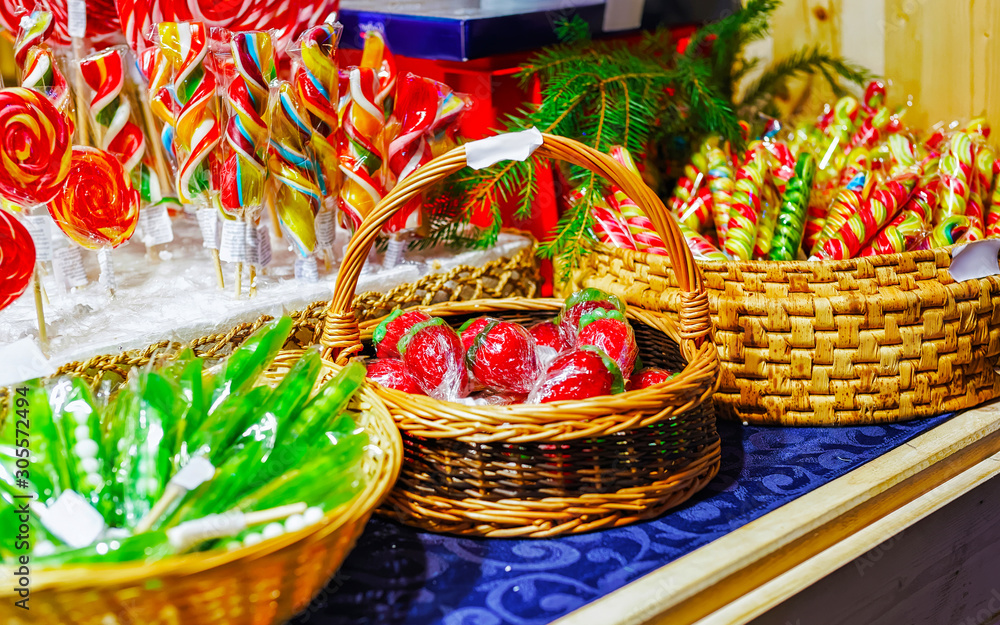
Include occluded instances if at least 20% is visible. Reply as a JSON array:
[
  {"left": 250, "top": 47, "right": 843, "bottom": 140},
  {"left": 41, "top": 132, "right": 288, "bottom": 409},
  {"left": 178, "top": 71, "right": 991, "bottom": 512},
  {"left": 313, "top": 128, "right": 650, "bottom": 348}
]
[
  {"left": 360, "top": 29, "right": 397, "bottom": 109},
  {"left": 13, "top": 10, "right": 54, "bottom": 68},
  {"left": 79, "top": 47, "right": 147, "bottom": 173},
  {"left": 0, "top": 88, "right": 72, "bottom": 207},
  {"left": 0, "top": 210, "right": 36, "bottom": 313},
  {"left": 21, "top": 46, "right": 72, "bottom": 117},
  {"left": 47, "top": 146, "right": 139, "bottom": 250}
]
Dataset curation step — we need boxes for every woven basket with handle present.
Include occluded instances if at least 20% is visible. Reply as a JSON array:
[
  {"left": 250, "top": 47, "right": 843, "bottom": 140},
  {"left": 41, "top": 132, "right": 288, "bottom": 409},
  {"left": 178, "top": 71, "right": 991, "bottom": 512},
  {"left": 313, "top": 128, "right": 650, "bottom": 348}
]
[
  {"left": 319, "top": 133, "right": 722, "bottom": 538},
  {"left": 571, "top": 242, "right": 1000, "bottom": 426},
  {"left": 0, "top": 361, "right": 402, "bottom": 625}
]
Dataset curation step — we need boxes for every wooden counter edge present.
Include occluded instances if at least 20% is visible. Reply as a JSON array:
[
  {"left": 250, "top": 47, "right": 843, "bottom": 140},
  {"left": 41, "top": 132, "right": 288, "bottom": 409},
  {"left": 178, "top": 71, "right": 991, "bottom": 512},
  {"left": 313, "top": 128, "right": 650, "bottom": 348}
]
[{"left": 553, "top": 402, "right": 1000, "bottom": 625}]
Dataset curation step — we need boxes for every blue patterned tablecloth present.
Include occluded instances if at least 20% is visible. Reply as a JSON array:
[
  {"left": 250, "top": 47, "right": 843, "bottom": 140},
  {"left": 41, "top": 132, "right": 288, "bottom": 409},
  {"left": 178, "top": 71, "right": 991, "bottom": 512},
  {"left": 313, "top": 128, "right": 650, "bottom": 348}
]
[{"left": 293, "top": 413, "right": 956, "bottom": 625}]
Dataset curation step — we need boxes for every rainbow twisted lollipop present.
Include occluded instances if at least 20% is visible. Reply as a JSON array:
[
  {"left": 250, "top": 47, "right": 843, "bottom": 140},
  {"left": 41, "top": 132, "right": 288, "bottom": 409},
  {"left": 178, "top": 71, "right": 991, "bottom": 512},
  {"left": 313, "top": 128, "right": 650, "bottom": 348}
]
[
  {"left": 933, "top": 131, "right": 975, "bottom": 223},
  {"left": 608, "top": 145, "right": 667, "bottom": 254},
  {"left": 811, "top": 171, "right": 917, "bottom": 261},
  {"left": 860, "top": 209, "right": 926, "bottom": 256},
  {"left": 723, "top": 141, "right": 771, "bottom": 261},
  {"left": 21, "top": 45, "right": 71, "bottom": 115},
  {"left": 811, "top": 172, "right": 870, "bottom": 253},
  {"left": 705, "top": 140, "right": 734, "bottom": 245},
  {"left": 267, "top": 82, "right": 321, "bottom": 255},
  {"left": 988, "top": 158, "right": 1000, "bottom": 237},
  {"left": 293, "top": 23, "right": 341, "bottom": 199},
  {"left": 157, "top": 22, "right": 221, "bottom": 205},
  {"left": 679, "top": 222, "right": 727, "bottom": 261},
  {"left": 13, "top": 10, "right": 53, "bottom": 67},
  {"left": 360, "top": 30, "right": 397, "bottom": 109},
  {"left": 219, "top": 31, "right": 276, "bottom": 217},
  {"left": 670, "top": 150, "right": 710, "bottom": 231},
  {"left": 914, "top": 215, "right": 971, "bottom": 250},
  {"left": 826, "top": 96, "right": 860, "bottom": 145},
  {"left": 587, "top": 191, "right": 636, "bottom": 251},
  {"left": 385, "top": 73, "right": 438, "bottom": 233},
  {"left": 79, "top": 48, "right": 147, "bottom": 174},
  {"left": 337, "top": 67, "right": 385, "bottom": 231}
]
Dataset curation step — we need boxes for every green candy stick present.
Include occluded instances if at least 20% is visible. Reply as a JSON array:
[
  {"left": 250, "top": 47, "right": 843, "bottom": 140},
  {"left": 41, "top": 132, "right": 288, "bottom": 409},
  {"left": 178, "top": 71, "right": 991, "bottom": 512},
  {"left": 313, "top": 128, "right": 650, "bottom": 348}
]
[
  {"left": 769, "top": 152, "right": 817, "bottom": 261},
  {"left": 5, "top": 381, "right": 65, "bottom": 505},
  {"left": 49, "top": 377, "right": 105, "bottom": 503},
  {"left": 206, "top": 317, "right": 293, "bottom": 413}
]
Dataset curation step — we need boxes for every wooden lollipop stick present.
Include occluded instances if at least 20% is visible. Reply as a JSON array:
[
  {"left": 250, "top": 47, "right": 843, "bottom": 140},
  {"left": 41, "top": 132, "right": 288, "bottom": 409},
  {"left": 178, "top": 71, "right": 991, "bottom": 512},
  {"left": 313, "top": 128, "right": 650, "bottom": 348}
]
[{"left": 33, "top": 266, "right": 48, "bottom": 351}]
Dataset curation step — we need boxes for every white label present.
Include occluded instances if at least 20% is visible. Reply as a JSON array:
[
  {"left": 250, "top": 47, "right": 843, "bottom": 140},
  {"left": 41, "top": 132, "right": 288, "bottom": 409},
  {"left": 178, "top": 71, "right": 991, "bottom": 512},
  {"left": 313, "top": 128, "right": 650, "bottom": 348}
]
[
  {"left": 138, "top": 204, "right": 174, "bottom": 246},
  {"left": 0, "top": 338, "right": 55, "bottom": 386},
  {"left": 245, "top": 223, "right": 260, "bottom": 266},
  {"left": 38, "top": 490, "right": 106, "bottom": 549},
  {"left": 53, "top": 245, "right": 88, "bottom": 288},
  {"left": 257, "top": 226, "right": 272, "bottom": 267},
  {"left": 949, "top": 239, "right": 1000, "bottom": 282},
  {"left": 97, "top": 248, "right": 117, "bottom": 292},
  {"left": 23, "top": 216, "right": 53, "bottom": 261},
  {"left": 315, "top": 209, "right": 336, "bottom": 247},
  {"left": 170, "top": 456, "right": 216, "bottom": 491},
  {"left": 465, "top": 128, "right": 543, "bottom": 170},
  {"left": 294, "top": 256, "right": 319, "bottom": 282},
  {"left": 67, "top": 0, "right": 87, "bottom": 38},
  {"left": 219, "top": 219, "right": 248, "bottom": 262},
  {"left": 196, "top": 208, "right": 220, "bottom": 250},
  {"left": 603, "top": 0, "right": 644, "bottom": 32}
]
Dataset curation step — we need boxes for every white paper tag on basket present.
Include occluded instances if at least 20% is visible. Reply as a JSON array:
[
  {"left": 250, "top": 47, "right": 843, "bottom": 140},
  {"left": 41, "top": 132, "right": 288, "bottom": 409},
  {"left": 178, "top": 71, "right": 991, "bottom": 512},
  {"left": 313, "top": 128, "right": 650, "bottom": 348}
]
[
  {"left": 294, "top": 256, "right": 320, "bottom": 282},
  {"left": 52, "top": 244, "right": 89, "bottom": 288},
  {"left": 38, "top": 490, "right": 105, "bottom": 549},
  {"left": 0, "top": 338, "right": 55, "bottom": 387},
  {"left": 66, "top": 0, "right": 87, "bottom": 38},
  {"left": 138, "top": 203, "right": 175, "bottom": 246},
  {"left": 257, "top": 225, "right": 272, "bottom": 267},
  {"left": 603, "top": 0, "right": 644, "bottom": 31},
  {"left": 170, "top": 456, "right": 216, "bottom": 491},
  {"left": 196, "top": 207, "right": 220, "bottom": 250},
  {"left": 22, "top": 215, "right": 53, "bottom": 261},
  {"left": 219, "top": 219, "right": 249, "bottom": 262},
  {"left": 466, "top": 128, "right": 543, "bottom": 170},
  {"left": 245, "top": 223, "right": 260, "bottom": 266},
  {"left": 949, "top": 239, "right": 1000, "bottom": 282}
]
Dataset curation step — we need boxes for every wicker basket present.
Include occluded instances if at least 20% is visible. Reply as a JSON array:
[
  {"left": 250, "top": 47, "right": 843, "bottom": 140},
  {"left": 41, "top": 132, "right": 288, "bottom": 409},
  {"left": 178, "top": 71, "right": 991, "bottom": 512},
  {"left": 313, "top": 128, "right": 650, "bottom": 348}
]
[
  {"left": 319, "top": 133, "right": 722, "bottom": 538},
  {"left": 0, "top": 364, "right": 402, "bottom": 625},
  {"left": 571, "top": 243, "right": 1000, "bottom": 426}
]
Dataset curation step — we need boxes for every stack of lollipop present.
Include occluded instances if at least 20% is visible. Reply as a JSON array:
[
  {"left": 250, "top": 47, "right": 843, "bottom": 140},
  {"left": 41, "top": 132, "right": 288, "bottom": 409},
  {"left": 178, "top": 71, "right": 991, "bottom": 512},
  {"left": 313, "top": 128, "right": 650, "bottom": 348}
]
[{"left": 588, "top": 81, "right": 1000, "bottom": 263}]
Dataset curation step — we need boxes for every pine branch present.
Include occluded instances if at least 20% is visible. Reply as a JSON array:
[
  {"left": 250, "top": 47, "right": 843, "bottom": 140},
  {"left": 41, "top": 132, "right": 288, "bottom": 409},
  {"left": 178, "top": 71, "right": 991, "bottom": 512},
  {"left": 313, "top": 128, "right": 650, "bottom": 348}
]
[{"left": 738, "top": 45, "right": 873, "bottom": 118}]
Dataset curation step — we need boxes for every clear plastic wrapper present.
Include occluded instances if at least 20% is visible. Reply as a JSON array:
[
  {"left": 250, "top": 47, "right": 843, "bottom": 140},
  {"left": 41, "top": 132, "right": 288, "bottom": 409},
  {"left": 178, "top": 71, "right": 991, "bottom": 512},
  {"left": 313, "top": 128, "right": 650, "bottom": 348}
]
[
  {"left": 556, "top": 288, "right": 626, "bottom": 344},
  {"left": 366, "top": 358, "right": 425, "bottom": 395},
  {"left": 628, "top": 367, "right": 677, "bottom": 390},
  {"left": 398, "top": 317, "right": 469, "bottom": 400},
  {"left": 465, "top": 319, "right": 539, "bottom": 395},
  {"left": 528, "top": 347, "right": 625, "bottom": 404},
  {"left": 575, "top": 308, "right": 639, "bottom": 379},
  {"left": 373, "top": 308, "right": 432, "bottom": 359}
]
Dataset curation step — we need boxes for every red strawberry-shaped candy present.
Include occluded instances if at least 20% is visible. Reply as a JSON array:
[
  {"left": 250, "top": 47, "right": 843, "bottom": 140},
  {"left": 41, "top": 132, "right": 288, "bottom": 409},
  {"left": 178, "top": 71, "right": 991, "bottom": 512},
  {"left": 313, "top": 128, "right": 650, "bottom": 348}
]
[
  {"left": 628, "top": 367, "right": 676, "bottom": 390},
  {"left": 529, "top": 321, "right": 569, "bottom": 352},
  {"left": 373, "top": 309, "right": 432, "bottom": 359},
  {"left": 576, "top": 308, "right": 639, "bottom": 378},
  {"left": 459, "top": 316, "right": 497, "bottom": 351},
  {"left": 466, "top": 319, "right": 538, "bottom": 394},
  {"left": 366, "top": 359, "right": 425, "bottom": 395},
  {"left": 398, "top": 318, "right": 469, "bottom": 400},
  {"left": 557, "top": 288, "right": 625, "bottom": 343},
  {"left": 528, "top": 347, "right": 624, "bottom": 403}
]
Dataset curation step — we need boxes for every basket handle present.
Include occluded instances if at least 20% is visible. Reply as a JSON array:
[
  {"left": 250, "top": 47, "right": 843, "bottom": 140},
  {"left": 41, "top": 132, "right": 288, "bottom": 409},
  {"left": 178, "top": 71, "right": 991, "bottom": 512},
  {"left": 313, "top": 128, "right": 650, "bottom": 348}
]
[{"left": 321, "top": 132, "right": 711, "bottom": 363}]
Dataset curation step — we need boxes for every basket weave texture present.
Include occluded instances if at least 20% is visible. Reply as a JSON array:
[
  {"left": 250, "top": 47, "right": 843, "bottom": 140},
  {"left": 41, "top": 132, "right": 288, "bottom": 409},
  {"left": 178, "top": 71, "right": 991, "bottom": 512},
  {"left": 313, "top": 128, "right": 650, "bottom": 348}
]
[
  {"left": 573, "top": 243, "right": 1000, "bottom": 425},
  {"left": 319, "top": 133, "right": 722, "bottom": 537}
]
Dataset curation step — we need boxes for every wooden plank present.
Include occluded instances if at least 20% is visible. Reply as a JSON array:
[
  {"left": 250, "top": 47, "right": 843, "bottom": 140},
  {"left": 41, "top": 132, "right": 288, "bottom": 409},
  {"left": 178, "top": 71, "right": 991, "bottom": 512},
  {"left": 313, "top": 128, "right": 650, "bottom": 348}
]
[
  {"left": 696, "top": 449, "right": 1000, "bottom": 624},
  {"left": 553, "top": 401, "right": 1000, "bottom": 625},
  {"left": 971, "top": 0, "right": 1000, "bottom": 128}
]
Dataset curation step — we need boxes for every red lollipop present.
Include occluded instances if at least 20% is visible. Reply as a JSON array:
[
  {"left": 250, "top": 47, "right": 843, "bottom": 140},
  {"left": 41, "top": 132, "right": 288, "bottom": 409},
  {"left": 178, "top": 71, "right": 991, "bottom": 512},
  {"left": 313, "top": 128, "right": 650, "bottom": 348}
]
[
  {"left": 0, "top": 0, "right": 121, "bottom": 47},
  {"left": 47, "top": 146, "right": 139, "bottom": 250},
  {"left": 0, "top": 87, "right": 72, "bottom": 207},
  {"left": 0, "top": 211, "right": 36, "bottom": 312}
]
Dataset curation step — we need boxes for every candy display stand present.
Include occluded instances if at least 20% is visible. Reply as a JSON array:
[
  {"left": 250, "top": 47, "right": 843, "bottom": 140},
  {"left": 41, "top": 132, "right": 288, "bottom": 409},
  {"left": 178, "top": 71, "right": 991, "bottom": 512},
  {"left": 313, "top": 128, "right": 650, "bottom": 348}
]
[
  {"left": 0, "top": 366, "right": 402, "bottom": 625},
  {"left": 571, "top": 242, "right": 1000, "bottom": 425},
  {"left": 320, "top": 132, "right": 721, "bottom": 537}
]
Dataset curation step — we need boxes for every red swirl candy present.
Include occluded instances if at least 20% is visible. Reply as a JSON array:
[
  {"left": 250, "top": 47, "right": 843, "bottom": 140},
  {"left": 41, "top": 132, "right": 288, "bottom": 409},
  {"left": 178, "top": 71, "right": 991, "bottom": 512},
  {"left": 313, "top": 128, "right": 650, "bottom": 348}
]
[
  {"left": 0, "top": 211, "right": 35, "bottom": 312},
  {"left": 47, "top": 146, "right": 139, "bottom": 249},
  {"left": 0, "top": 88, "right": 72, "bottom": 207}
]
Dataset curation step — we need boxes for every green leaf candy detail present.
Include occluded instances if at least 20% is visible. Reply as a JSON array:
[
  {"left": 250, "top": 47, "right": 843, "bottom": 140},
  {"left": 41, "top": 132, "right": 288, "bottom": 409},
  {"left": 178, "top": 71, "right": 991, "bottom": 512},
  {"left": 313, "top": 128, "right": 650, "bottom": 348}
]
[
  {"left": 577, "top": 308, "right": 626, "bottom": 331},
  {"left": 397, "top": 318, "right": 446, "bottom": 357},
  {"left": 465, "top": 319, "right": 500, "bottom": 369},
  {"left": 373, "top": 309, "right": 405, "bottom": 348},
  {"left": 580, "top": 346, "right": 625, "bottom": 394}
]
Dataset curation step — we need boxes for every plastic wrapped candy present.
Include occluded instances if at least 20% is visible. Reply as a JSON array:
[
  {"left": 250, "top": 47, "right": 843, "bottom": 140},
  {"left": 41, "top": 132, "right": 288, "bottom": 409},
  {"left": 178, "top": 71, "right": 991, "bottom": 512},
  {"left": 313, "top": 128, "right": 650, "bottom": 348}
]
[
  {"left": 366, "top": 359, "right": 424, "bottom": 395},
  {"left": 398, "top": 318, "right": 469, "bottom": 400},
  {"left": 528, "top": 320, "right": 569, "bottom": 368},
  {"left": 0, "top": 87, "right": 72, "bottom": 207},
  {"left": 557, "top": 288, "right": 626, "bottom": 344},
  {"left": 465, "top": 319, "right": 539, "bottom": 395},
  {"left": 373, "top": 309, "right": 432, "bottom": 359},
  {"left": 459, "top": 316, "right": 496, "bottom": 351},
  {"left": 628, "top": 367, "right": 677, "bottom": 390},
  {"left": 576, "top": 308, "right": 639, "bottom": 379},
  {"left": 1, "top": 211, "right": 35, "bottom": 312},
  {"left": 528, "top": 347, "right": 625, "bottom": 404}
]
